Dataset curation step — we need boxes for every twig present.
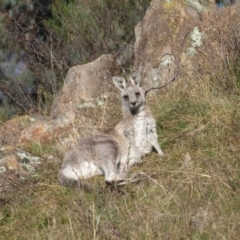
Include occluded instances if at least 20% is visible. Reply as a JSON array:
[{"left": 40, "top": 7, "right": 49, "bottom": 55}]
[
  {"left": 2, "top": 88, "right": 30, "bottom": 114},
  {"left": 144, "top": 30, "right": 191, "bottom": 97},
  {"left": 145, "top": 68, "right": 180, "bottom": 97}
]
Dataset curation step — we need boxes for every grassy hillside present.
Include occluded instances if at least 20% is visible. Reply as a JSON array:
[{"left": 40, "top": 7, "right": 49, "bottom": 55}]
[{"left": 1, "top": 75, "right": 240, "bottom": 239}]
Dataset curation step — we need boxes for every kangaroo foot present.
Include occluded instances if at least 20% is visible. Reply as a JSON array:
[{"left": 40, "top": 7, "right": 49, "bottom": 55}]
[{"left": 105, "top": 180, "right": 126, "bottom": 191}]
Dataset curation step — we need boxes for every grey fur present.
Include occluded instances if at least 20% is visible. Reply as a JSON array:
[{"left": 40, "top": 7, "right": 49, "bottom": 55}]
[{"left": 58, "top": 75, "right": 164, "bottom": 188}]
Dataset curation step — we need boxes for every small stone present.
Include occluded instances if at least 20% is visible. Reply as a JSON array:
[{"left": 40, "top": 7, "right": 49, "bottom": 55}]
[
  {"left": 180, "top": 152, "right": 193, "bottom": 171},
  {"left": 0, "top": 166, "right": 6, "bottom": 174},
  {"left": 5, "top": 156, "right": 19, "bottom": 171}
]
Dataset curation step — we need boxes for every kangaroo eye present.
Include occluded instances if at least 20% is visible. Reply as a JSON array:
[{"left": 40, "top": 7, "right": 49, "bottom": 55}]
[
  {"left": 123, "top": 95, "right": 128, "bottom": 99},
  {"left": 135, "top": 92, "right": 140, "bottom": 96}
]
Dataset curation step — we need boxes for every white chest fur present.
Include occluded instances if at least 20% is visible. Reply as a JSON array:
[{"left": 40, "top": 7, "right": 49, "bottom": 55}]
[{"left": 134, "top": 110, "right": 158, "bottom": 156}]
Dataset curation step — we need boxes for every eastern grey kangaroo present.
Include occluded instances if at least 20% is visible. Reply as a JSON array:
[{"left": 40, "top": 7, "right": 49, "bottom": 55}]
[{"left": 58, "top": 74, "right": 164, "bottom": 188}]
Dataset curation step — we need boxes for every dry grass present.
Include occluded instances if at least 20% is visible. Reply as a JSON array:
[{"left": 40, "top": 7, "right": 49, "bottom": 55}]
[{"left": 1, "top": 74, "right": 240, "bottom": 240}]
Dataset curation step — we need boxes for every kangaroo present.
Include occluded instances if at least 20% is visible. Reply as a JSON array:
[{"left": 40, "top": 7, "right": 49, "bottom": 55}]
[{"left": 58, "top": 74, "right": 164, "bottom": 188}]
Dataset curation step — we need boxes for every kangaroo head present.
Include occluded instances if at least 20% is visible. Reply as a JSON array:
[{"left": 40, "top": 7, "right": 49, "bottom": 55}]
[{"left": 112, "top": 75, "right": 145, "bottom": 114}]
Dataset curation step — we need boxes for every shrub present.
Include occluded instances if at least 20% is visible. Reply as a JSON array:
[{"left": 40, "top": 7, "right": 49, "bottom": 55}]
[
  {"left": 0, "top": 0, "right": 151, "bottom": 119},
  {"left": 46, "top": 0, "right": 150, "bottom": 65}
]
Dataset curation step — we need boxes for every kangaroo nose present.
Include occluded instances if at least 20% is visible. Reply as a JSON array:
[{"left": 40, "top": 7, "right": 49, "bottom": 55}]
[{"left": 131, "top": 101, "right": 136, "bottom": 106}]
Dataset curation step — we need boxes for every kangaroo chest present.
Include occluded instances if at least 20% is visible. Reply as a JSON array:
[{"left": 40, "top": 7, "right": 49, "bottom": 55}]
[{"left": 133, "top": 112, "right": 156, "bottom": 156}]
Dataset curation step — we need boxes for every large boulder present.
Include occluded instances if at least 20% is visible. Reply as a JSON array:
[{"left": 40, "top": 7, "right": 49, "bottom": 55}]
[
  {"left": 134, "top": 0, "right": 240, "bottom": 89},
  {"left": 0, "top": 115, "right": 38, "bottom": 146},
  {"left": 50, "top": 54, "right": 117, "bottom": 119},
  {"left": 15, "top": 54, "right": 119, "bottom": 150}
]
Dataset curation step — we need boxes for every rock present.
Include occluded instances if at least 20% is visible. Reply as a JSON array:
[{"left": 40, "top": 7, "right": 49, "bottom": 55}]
[
  {"left": 0, "top": 147, "right": 43, "bottom": 194},
  {"left": 50, "top": 54, "right": 118, "bottom": 119},
  {"left": 189, "top": 207, "right": 212, "bottom": 231},
  {"left": 4, "top": 155, "right": 19, "bottom": 171},
  {"left": 18, "top": 110, "right": 75, "bottom": 146},
  {"left": 134, "top": 0, "right": 240, "bottom": 89},
  {"left": 15, "top": 54, "right": 119, "bottom": 149},
  {"left": 0, "top": 166, "right": 6, "bottom": 174},
  {"left": 180, "top": 152, "right": 193, "bottom": 171},
  {"left": 0, "top": 147, "right": 42, "bottom": 173},
  {"left": 0, "top": 115, "right": 36, "bottom": 146}
]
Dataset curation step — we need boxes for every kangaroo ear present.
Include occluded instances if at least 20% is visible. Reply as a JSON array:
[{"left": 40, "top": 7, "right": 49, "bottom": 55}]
[
  {"left": 112, "top": 76, "right": 127, "bottom": 91},
  {"left": 130, "top": 70, "right": 141, "bottom": 87}
]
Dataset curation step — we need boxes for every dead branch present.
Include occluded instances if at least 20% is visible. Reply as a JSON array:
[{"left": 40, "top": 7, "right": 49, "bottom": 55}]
[
  {"left": 144, "top": 30, "right": 190, "bottom": 97},
  {"left": 3, "top": 89, "right": 30, "bottom": 114},
  {"left": 145, "top": 68, "right": 180, "bottom": 97}
]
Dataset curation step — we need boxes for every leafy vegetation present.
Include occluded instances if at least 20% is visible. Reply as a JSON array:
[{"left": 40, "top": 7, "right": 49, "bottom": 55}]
[{"left": 47, "top": 0, "right": 149, "bottom": 64}]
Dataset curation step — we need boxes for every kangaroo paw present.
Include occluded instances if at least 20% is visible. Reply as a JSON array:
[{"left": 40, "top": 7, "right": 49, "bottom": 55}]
[{"left": 105, "top": 180, "right": 126, "bottom": 191}]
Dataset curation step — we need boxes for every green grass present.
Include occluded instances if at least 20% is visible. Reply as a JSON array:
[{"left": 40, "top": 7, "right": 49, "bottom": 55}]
[
  {"left": 24, "top": 141, "right": 55, "bottom": 157},
  {"left": 1, "top": 77, "right": 240, "bottom": 239}
]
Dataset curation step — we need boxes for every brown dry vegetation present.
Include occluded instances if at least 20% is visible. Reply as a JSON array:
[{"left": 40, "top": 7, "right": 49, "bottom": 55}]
[{"left": 1, "top": 71, "right": 240, "bottom": 239}]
